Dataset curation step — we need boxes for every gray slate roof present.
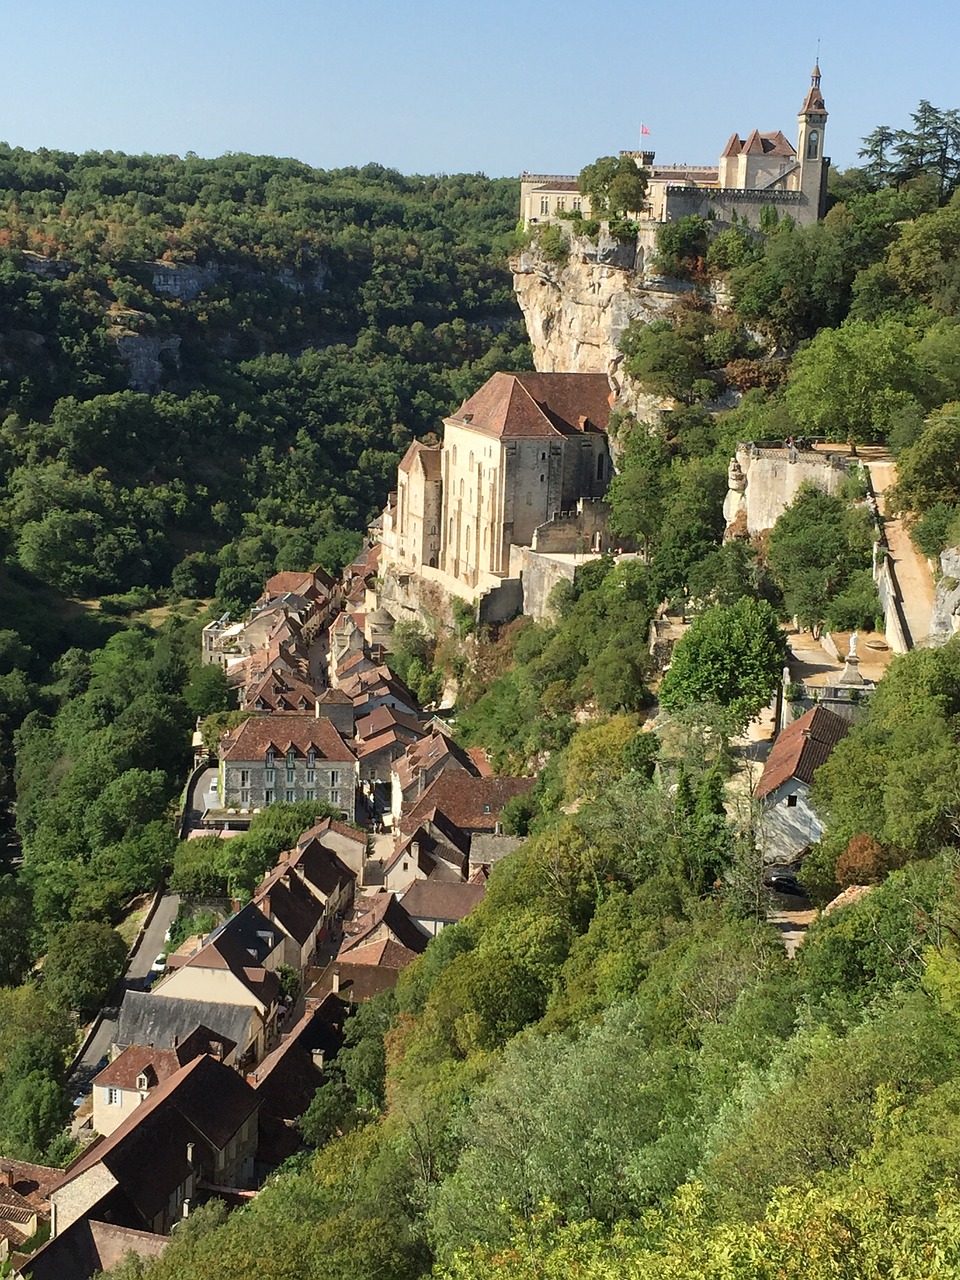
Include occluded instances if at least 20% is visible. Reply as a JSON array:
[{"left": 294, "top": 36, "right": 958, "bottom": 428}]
[{"left": 116, "top": 990, "right": 256, "bottom": 1054}]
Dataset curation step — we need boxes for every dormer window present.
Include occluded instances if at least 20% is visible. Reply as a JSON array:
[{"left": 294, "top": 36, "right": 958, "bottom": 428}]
[
  {"left": 136, "top": 1072, "right": 149, "bottom": 1092},
  {"left": 265, "top": 748, "right": 276, "bottom": 767},
  {"left": 286, "top": 748, "right": 296, "bottom": 768},
  {"left": 307, "top": 748, "right": 316, "bottom": 768}
]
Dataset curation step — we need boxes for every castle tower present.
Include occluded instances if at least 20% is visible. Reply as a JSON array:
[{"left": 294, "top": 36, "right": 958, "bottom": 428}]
[{"left": 796, "top": 63, "right": 829, "bottom": 218}]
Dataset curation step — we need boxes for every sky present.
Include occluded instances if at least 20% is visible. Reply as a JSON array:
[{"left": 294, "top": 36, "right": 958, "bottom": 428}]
[{"left": 3, "top": 0, "right": 960, "bottom": 178}]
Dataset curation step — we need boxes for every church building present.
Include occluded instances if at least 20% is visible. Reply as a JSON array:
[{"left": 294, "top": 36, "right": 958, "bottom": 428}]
[{"left": 381, "top": 371, "right": 613, "bottom": 596}]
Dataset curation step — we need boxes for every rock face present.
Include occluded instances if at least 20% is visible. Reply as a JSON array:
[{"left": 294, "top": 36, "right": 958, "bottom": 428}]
[
  {"left": 929, "top": 546, "right": 960, "bottom": 645},
  {"left": 113, "top": 334, "right": 182, "bottom": 393},
  {"left": 512, "top": 233, "right": 691, "bottom": 382}
]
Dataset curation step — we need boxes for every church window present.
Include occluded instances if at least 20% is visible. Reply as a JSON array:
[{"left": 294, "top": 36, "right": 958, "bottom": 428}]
[
  {"left": 540, "top": 196, "right": 549, "bottom": 215},
  {"left": 465, "top": 527, "right": 471, "bottom": 553},
  {"left": 807, "top": 130, "right": 819, "bottom": 160},
  {"left": 459, "top": 478, "right": 464, "bottom": 498},
  {"left": 469, "top": 451, "right": 474, "bottom": 469},
  {"left": 452, "top": 444, "right": 457, "bottom": 464},
  {"left": 540, "top": 452, "right": 546, "bottom": 461},
  {"left": 483, "top": 526, "right": 488, "bottom": 549},
  {"left": 540, "top": 474, "right": 545, "bottom": 483}
]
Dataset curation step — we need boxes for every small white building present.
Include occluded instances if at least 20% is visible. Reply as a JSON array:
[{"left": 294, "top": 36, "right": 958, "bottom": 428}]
[{"left": 754, "top": 705, "right": 850, "bottom": 864}]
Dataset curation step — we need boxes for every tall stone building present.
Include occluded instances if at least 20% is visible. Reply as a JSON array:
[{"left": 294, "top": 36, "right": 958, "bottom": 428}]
[{"left": 382, "top": 371, "right": 613, "bottom": 596}]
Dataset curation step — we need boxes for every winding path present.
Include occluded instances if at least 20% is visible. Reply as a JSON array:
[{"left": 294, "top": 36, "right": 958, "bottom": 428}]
[{"left": 866, "top": 458, "right": 935, "bottom": 649}]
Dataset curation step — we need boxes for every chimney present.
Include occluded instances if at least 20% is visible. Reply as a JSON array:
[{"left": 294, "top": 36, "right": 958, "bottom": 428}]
[
  {"left": 311, "top": 1048, "right": 326, "bottom": 1071},
  {"left": 182, "top": 1198, "right": 192, "bottom": 1219},
  {"left": 315, "top": 698, "right": 321, "bottom": 719},
  {"left": 0, "top": 1169, "right": 11, "bottom": 1189},
  {"left": 332, "top": 968, "right": 341, "bottom": 994},
  {"left": 49, "top": 1199, "right": 58, "bottom": 1240},
  {"left": 186, "top": 1142, "right": 195, "bottom": 1167}
]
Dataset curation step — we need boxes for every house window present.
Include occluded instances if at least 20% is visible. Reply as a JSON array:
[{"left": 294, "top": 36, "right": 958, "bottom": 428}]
[
  {"left": 402, "top": 861, "right": 409, "bottom": 872},
  {"left": 556, "top": 197, "right": 565, "bottom": 211},
  {"left": 239, "top": 769, "right": 250, "bottom": 787},
  {"left": 286, "top": 748, "right": 296, "bottom": 768},
  {"left": 285, "top": 789, "right": 296, "bottom": 803},
  {"left": 265, "top": 768, "right": 276, "bottom": 785},
  {"left": 330, "top": 771, "right": 340, "bottom": 787},
  {"left": 786, "top": 794, "right": 798, "bottom": 808},
  {"left": 307, "top": 749, "right": 316, "bottom": 768},
  {"left": 265, "top": 748, "right": 275, "bottom": 766},
  {"left": 306, "top": 789, "right": 315, "bottom": 801},
  {"left": 540, "top": 196, "right": 549, "bottom": 215},
  {"left": 107, "top": 1087, "right": 121, "bottom": 1105},
  {"left": 331, "top": 790, "right": 341, "bottom": 807},
  {"left": 240, "top": 790, "right": 251, "bottom": 805},
  {"left": 306, "top": 769, "right": 316, "bottom": 784},
  {"left": 573, "top": 196, "right": 582, "bottom": 212},
  {"left": 287, "top": 768, "right": 296, "bottom": 784},
  {"left": 540, "top": 451, "right": 546, "bottom": 461},
  {"left": 540, "top": 474, "right": 545, "bottom": 483},
  {"left": 265, "top": 789, "right": 275, "bottom": 804}
]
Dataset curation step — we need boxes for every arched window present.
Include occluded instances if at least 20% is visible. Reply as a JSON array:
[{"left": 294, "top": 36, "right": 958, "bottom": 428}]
[
  {"left": 807, "top": 129, "right": 819, "bottom": 160},
  {"left": 469, "top": 451, "right": 474, "bottom": 470},
  {"left": 452, "top": 444, "right": 457, "bottom": 465},
  {"left": 459, "top": 478, "right": 464, "bottom": 498}
]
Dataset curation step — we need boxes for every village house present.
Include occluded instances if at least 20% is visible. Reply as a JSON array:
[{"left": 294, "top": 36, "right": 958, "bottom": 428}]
[
  {"left": 400, "top": 772, "right": 536, "bottom": 840},
  {"left": 43, "top": 1055, "right": 259, "bottom": 1243},
  {"left": 383, "top": 810, "right": 471, "bottom": 893},
  {"left": 115, "top": 994, "right": 255, "bottom": 1068},
  {"left": 219, "top": 713, "right": 358, "bottom": 821},
  {"left": 754, "top": 704, "right": 851, "bottom": 864},
  {"left": 398, "top": 878, "right": 487, "bottom": 938},
  {"left": 390, "top": 727, "right": 479, "bottom": 824},
  {"left": 253, "top": 840, "right": 355, "bottom": 971},
  {"left": 297, "top": 816, "right": 369, "bottom": 881},
  {"left": 92, "top": 1030, "right": 234, "bottom": 1137}
]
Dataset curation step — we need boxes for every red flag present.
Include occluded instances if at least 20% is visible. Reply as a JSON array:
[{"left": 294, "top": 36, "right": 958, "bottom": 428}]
[{"left": 641, "top": 124, "right": 651, "bottom": 136}]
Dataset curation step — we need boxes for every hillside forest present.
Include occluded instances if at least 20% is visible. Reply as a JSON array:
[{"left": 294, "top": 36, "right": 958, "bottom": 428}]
[{"left": 0, "top": 99, "right": 960, "bottom": 1278}]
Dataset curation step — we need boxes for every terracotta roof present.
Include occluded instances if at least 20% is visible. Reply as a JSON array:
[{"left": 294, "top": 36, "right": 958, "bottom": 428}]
[
  {"left": 339, "top": 938, "right": 419, "bottom": 968},
  {"left": 402, "top": 773, "right": 536, "bottom": 836},
  {"left": 26, "top": 1219, "right": 169, "bottom": 1280},
  {"left": 802, "top": 65, "right": 826, "bottom": 114},
  {"left": 264, "top": 567, "right": 334, "bottom": 598},
  {"left": 338, "top": 892, "right": 427, "bottom": 956},
  {"left": 309, "top": 960, "right": 402, "bottom": 1003},
  {"left": 355, "top": 728, "right": 410, "bottom": 761},
  {"left": 754, "top": 706, "right": 850, "bottom": 799},
  {"left": 400, "top": 879, "right": 486, "bottom": 924},
  {"left": 465, "top": 746, "right": 493, "bottom": 776},
  {"left": 393, "top": 728, "right": 477, "bottom": 794},
  {"left": 449, "top": 372, "right": 613, "bottom": 440},
  {"left": 92, "top": 1045, "right": 182, "bottom": 1092},
  {"left": 0, "top": 1158, "right": 60, "bottom": 1209},
  {"left": 398, "top": 440, "right": 442, "bottom": 480},
  {"left": 244, "top": 670, "right": 319, "bottom": 712},
  {"left": 221, "top": 713, "right": 355, "bottom": 763},
  {"left": 722, "top": 129, "right": 796, "bottom": 159},
  {"left": 316, "top": 686, "right": 354, "bottom": 706},
  {"left": 299, "top": 815, "right": 367, "bottom": 849},
  {"left": 356, "top": 705, "right": 423, "bottom": 741},
  {"left": 0, "top": 1185, "right": 36, "bottom": 1223}
]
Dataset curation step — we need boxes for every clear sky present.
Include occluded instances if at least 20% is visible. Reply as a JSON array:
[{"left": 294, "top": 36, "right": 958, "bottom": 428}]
[{"left": 3, "top": 0, "right": 959, "bottom": 178}]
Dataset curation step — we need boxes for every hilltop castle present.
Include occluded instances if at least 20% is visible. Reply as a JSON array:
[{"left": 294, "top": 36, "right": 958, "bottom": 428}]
[{"left": 521, "top": 65, "right": 829, "bottom": 231}]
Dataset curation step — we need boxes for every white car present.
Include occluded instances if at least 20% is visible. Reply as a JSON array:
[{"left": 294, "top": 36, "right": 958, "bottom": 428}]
[{"left": 150, "top": 953, "right": 167, "bottom": 975}]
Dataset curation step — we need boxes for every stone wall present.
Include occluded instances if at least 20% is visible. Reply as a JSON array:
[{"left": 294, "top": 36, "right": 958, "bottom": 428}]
[
  {"left": 724, "top": 443, "right": 851, "bottom": 537},
  {"left": 508, "top": 547, "right": 577, "bottom": 623},
  {"left": 530, "top": 498, "right": 615, "bottom": 555}
]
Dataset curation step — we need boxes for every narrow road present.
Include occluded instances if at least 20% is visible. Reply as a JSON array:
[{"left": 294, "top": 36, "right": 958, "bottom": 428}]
[
  {"left": 183, "top": 765, "right": 218, "bottom": 835},
  {"left": 70, "top": 891, "right": 180, "bottom": 1090},
  {"left": 867, "top": 460, "right": 935, "bottom": 648}
]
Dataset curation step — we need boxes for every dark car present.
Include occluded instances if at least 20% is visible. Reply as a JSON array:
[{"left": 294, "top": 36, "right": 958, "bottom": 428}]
[{"left": 763, "top": 870, "right": 805, "bottom": 896}]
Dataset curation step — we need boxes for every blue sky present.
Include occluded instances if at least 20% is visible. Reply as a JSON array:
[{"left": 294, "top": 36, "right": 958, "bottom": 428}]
[{"left": 3, "top": 0, "right": 959, "bottom": 178}]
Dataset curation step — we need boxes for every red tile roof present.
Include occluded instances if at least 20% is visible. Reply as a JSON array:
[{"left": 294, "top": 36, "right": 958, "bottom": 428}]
[
  {"left": 92, "top": 1045, "right": 182, "bottom": 1092},
  {"left": 356, "top": 705, "right": 423, "bottom": 740},
  {"left": 400, "top": 879, "right": 486, "bottom": 923},
  {"left": 221, "top": 713, "right": 355, "bottom": 763},
  {"left": 398, "top": 440, "right": 442, "bottom": 480},
  {"left": 402, "top": 773, "right": 536, "bottom": 836},
  {"left": 341, "top": 938, "right": 419, "bottom": 968},
  {"left": 754, "top": 706, "right": 850, "bottom": 799},
  {"left": 449, "top": 372, "right": 612, "bottom": 440}
]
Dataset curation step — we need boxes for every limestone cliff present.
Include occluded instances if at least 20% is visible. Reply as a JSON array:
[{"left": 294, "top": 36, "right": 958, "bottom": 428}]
[
  {"left": 929, "top": 546, "right": 960, "bottom": 645},
  {"left": 512, "top": 231, "right": 691, "bottom": 404}
]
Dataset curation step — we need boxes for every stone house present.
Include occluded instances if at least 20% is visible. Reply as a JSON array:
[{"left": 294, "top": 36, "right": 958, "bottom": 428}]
[
  {"left": 754, "top": 705, "right": 851, "bottom": 864},
  {"left": 91, "top": 1032, "right": 233, "bottom": 1138},
  {"left": 389, "top": 728, "right": 479, "bottom": 825},
  {"left": 399, "top": 879, "right": 487, "bottom": 938},
  {"left": 46, "top": 1055, "right": 259, "bottom": 1242},
  {"left": 219, "top": 713, "right": 358, "bottom": 821},
  {"left": 400, "top": 773, "right": 536, "bottom": 840},
  {"left": 297, "top": 817, "right": 369, "bottom": 881},
  {"left": 253, "top": 841, "right": 355, "bottom": 971},
  {"left": 383, "top": 811, "right": 471, "bottom": 894}
]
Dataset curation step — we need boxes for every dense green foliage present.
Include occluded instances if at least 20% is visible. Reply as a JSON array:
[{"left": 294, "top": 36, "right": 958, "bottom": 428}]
[{"left": 0, "top": 149, "right": 528, "bottom": 606}]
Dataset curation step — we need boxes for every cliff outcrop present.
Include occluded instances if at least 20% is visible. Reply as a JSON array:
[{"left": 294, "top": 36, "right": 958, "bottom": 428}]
[
  {"left": 512, "top": 231, "right": 691, "bottom": 383},
  {"left": 929, "top": 546, "right": 960, "bottom": 645}
]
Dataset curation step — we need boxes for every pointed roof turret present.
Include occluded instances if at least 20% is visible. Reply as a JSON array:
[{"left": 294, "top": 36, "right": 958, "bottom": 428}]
[{"left": 801, "top": 63, "right": 826, "bottom": 115}]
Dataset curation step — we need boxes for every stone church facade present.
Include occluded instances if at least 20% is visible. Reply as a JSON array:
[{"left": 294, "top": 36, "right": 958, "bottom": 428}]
[
  {"left": 521, "top": 65, "right": 830, "bottom": 231},
  {"left": 380, "top": 371, "right": 614, "bottom": 599}
]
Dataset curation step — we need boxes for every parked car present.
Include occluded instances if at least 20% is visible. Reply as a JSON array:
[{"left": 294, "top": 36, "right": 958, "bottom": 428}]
[
  {"left": 150, "top": 952, "right": 167, "bottom": 974},
  {"left": 763, "top": 870, "right": 805, "bottom": 897}
]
